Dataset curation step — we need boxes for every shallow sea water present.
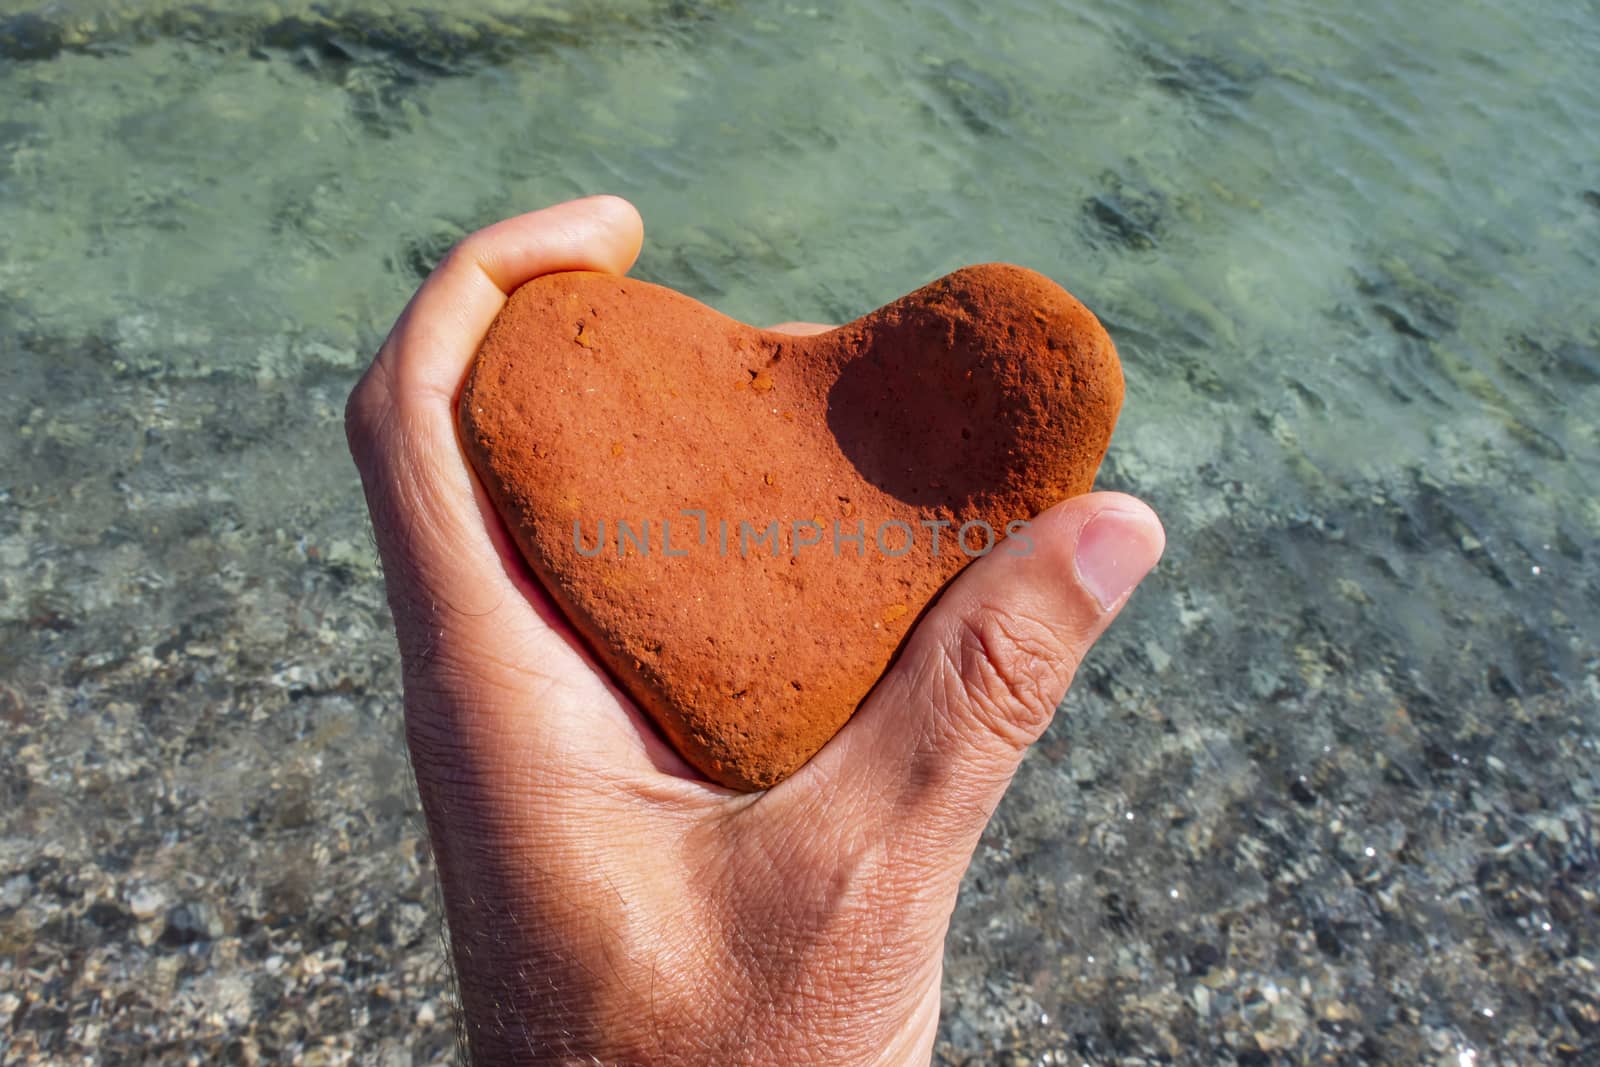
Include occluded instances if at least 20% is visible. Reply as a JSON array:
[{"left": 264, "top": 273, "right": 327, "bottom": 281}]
[{"left": 2, "top": 0, "right": 1597, "bottom": 1063}]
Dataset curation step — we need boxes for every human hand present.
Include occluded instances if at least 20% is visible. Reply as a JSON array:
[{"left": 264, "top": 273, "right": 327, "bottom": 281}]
[{"left": 345, "top": 195, "right": 1165, "bottom": 1065}]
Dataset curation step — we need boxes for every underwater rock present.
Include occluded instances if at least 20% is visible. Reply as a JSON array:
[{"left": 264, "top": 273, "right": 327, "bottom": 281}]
[{"left": 458, "top": 264, "right": 1121, "bottom": 789}]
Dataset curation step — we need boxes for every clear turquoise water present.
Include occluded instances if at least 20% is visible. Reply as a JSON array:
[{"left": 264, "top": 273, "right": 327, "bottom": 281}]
[
  {"left": 2, "top": 0, "right": 1597, "bottom": 1062},
  {"left": 4, "top": 1, "right": 1596, "bottom": 553}
]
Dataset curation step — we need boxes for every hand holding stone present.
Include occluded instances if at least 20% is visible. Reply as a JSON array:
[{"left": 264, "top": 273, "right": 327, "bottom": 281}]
[
  {"left": 346, "top": 195, "right": 1165, "bottom": 1064},
  {"left": 459, "top": 260, "right": 1124, "bottom": 790}
]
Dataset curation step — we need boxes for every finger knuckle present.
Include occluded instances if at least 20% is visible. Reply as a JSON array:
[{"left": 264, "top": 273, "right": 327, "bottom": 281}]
[
  {"left": 344, "top": 357, "right": 397, "bottom": 460},
  {"left": 944, "top": 608, "right": 1076, "bottom": 751},
  {"left": 437, "top": 235, "right": 487, "bottom": 281}
]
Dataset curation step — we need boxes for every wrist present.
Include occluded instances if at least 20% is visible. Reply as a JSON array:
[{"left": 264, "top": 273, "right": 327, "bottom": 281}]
[{"left": 448, "top": 925, "right": 942, "bottom": 1067}]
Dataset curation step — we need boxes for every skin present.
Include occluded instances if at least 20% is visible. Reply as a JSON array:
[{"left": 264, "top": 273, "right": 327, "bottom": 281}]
[{"left": 345, "top": 195, "right": 1166, "bottom": 1065}]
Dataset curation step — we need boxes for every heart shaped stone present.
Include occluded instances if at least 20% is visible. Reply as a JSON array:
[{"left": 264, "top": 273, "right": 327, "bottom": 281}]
[{"left": 458, "top": 264, "right": 1121, "bottom": 790}]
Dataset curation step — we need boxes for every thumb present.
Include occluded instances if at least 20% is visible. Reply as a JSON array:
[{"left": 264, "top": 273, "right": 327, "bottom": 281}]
[{"left": 812, "top": 492, "right": 1164, "bottom": 849}]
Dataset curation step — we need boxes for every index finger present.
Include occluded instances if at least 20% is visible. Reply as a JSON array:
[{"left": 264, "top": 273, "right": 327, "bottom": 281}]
[
  {"left": 372, "top": 195, "right": 645, "bottom": 419},
  {"left": 344, "top": 195, "right": 644, "bottom": 661}
]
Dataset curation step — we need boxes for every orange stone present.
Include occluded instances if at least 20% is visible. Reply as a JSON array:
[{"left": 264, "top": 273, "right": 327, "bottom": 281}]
[{"left": 457, "top": 264, "right": 1122, "bottom": 790}]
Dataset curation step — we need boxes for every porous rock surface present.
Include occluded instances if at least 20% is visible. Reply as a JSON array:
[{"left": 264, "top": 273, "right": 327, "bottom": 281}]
[{"left": 458, "top": 265, "right": 1122, "bottom": 789}]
